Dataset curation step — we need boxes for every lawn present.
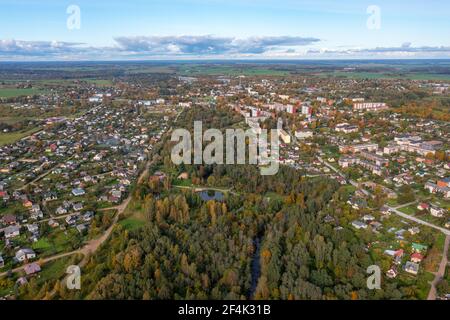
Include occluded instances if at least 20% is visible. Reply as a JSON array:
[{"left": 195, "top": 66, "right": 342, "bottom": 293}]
[
  {"left": 118, "top": 217, "right": 145, "bottom": 231},
  {"left": 265, "top": 192, "right": 284, "bottom": 202},
  {"left": 172, "top": 179, "right": 193, "bottom": 187},
  {"left": 32, "top": 238, "right": 52, "bottom": 251},
  {"left": 37, "top": 255, "right": 81, "bottom": 285},
  {"left": 416, "top": 271, "right": 435, "bottom": 300},
  {"left": 398, "top": 205, "right": 418, "bottom": 215}
]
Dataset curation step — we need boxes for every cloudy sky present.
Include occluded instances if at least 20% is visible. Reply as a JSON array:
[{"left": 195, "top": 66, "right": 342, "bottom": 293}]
[{"left": 1, "top": 0, "right": 450, "bottom": 60}]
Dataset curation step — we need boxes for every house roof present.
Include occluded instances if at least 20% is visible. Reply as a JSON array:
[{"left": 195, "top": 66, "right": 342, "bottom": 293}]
[
  {"left": 412, "top": 243, "right": 427, "bottom": 251},
  {"left": 24, "top": 262, "right": 41, "bottom": 275},
  {"left": 411, "top": 253, "right": 424, "bottom": 260}
]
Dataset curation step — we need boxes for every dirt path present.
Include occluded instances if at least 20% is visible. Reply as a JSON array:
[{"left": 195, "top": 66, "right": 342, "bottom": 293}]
[
  {"left": 427, "top": 234, "right": 450, "bottom": 300},
  {"left": 0, "top": 158, "right": 151, "bottom": 278}
]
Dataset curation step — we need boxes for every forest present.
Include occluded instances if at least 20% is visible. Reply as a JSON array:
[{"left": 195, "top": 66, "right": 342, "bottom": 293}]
[{"left": 17, "top": 106, "right": 434, "bottom": 300}]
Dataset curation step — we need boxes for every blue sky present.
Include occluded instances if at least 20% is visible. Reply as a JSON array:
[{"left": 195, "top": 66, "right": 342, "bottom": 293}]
[{"left": 0, "top": 0, "right": 449, "bottom": 60}]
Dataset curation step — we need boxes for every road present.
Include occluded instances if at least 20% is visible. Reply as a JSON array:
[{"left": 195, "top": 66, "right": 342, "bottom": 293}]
[
  {"left": 173, "top": 185, "right": 238, "bottom": 195},
  {"left": 317, "top": 156, "right": 371, "bottom": 196},
  {"left": 0, "top": 157, "right": 151, "bottom": 279},
  {"left": 317, "top": 156, "right": 450, "bottom": 299},
  {"left": 427, "top": 234, "right": 450, "bottom": 300},
  {"left": 387, "top": 202, "right": 450, "bottom": 236}
]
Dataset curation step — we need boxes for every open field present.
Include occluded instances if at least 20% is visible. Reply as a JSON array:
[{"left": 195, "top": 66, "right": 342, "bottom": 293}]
[
  {"left": 0, "top": 127, "right": 41, "bottom": 146},
  {"left": 318, "top": 71, "right": 450, "bottom": 81},
  {"left": 0, "top": 88, "right": 46, "bottom": 98},
  {"left": 178, "top": 65, "right": 290, "bottom": 76},
  {"left": 118, "top": 217, "right": 146, "bottom": 231}
]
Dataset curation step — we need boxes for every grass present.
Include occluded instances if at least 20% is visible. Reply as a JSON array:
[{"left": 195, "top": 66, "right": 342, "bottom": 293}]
[
  {"left": 417, "top": 271, "right": 435, "bottom": 300},
  {"left": 172, "top": 179, "right": 193, "bottom": 187},
  {"left": 118, "top": 217, "right": 145, "bottom": 231},
  {"left": 32, "top": 238, "right": 52, "bottom": 251},
  {"left": 0, "top": 88, "right": 45, "bottom": 98},
  {"left": 265, "top": 192, "right": 285, "bottom": 202},
  {"left": 0, "top": 116, "right": 38, "bottom": 125},
  {"left": 0, "top": 126, "right": 41, "bottom": 146},
  {"left": 79, "top": 79, "right": 113, "bottom": 86},
  {"left": 399, "top": 205, "right": 418, "bottom": 215},
  {"left": 179, "top": 66, "right": 289, "bottom": 76},
  {"left": 318, "top": 71, "right": 450, "bottom": 81},
  {"left": 37, "top": 256, "right": 73, "bottom": 284}
]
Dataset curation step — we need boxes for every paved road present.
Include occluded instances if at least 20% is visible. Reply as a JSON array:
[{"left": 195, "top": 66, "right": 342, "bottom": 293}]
[
  {"left": 386, "top": 203, "right": 450, "bottom": 300},
  {"left": 316, "top": 156, "right": 450, "bottom": 300},
  {"left": 387, "top": 202, "right": 450, "bottom": 236},
  {"left": 427, "top": 234, "right": 450, "bottom": 300}
]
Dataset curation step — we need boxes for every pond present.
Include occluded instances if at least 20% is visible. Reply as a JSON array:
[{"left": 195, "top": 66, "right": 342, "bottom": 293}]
[{"left": 198, "top": 190, "right": 224, "bottom": 201}]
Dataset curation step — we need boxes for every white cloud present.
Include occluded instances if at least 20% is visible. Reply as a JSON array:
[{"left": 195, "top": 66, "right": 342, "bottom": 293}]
[{"left": 0, "top": 37, "right": 449, "bottom": 60}]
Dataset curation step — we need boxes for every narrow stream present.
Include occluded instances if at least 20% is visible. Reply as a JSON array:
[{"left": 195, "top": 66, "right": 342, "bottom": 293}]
[{"left": 249, "top": 236, "right": 262, "bottom": 299}]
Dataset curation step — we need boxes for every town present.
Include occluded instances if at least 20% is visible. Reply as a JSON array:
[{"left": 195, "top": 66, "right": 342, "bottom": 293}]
[{"left": 0, "top": 61, "right": 449, "bottom": 300}]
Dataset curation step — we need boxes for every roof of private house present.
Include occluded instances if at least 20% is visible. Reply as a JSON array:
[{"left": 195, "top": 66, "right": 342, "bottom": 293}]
[
  {"left": 411, "top": 253, "right": 424, "bottom": 260},
  {"left": 412, "top": 243, "right": 427, "bottom": 250},
  {"left": 24, "top": 262, "right": 41, "bottom": 275},
  {"left": 4, "top": 225, "right": 20, "bottom": 233},
  {"left": 405, "top": 261, "right": 419, "bottom": 270},
  {"left": 2, "top": 214, "right": 16, "bottom": 223}
]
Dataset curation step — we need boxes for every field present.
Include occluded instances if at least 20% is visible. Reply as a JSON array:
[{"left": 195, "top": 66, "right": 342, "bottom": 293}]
[
  {"left": 318, "top": 71, "right": 450, "bottom": 81},
  {"left": 118, "top": 217, "right": 146, "bottom": 231},
  {"left": 178, "top": 65, "right": 289, "bottom": 76},
  {"left": 0, "top": 127, "right": 41, "bottom": 146},
  {"left": 0, "top": 88, "right": 45, "bottom": 98}
]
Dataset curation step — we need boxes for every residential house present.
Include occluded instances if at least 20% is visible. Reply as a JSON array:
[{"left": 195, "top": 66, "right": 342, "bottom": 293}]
[
  {"left": 65, "top": 215, "right": 77, "bottom": 226},
  {"left": 76, "top": 224, "right": 87, "bottom": 234},
  {"left": 177, "top": 172, "right": 189, "bottom": 180},
  {"left": 56, "top": 206, "right": 68, "bottom": 215},
  {"left": 73, "top": 202, "right": 83, "bottom": 212},
  {"left": 1, "top": 214, "right": 16, "bottom": 225},
  {"left": 404, "top": 261, "right": 420, "bottom": 275},
  {"left": 386, "top": 266, "right": 398, "bottom": 279},
  {"left": 394, "top": 249, "right": 404, "bottom": 265},
  {"left": 362, "top": 214, "right": 375, "bottom": 222},
  {"left": 16, "top": 277, "right": 28, "bottom": 286},
  {"left": 24, "top": 262, "right": 41, "bottom": 275},
  {"left": 411, "top": 253, "right": 424, "bottom": 263},
  {"left": 43, "top": 192, "right": 58, "bottom": 201},
  {"left": 412, "top": 243, "right": 427, "bottom": 253},
  {"left": 82, "top": 211, "right": 94, "bottom": 222},
  {"left": 430, "top": 204, "right": 446, "bottom": 218},
  {"left": 380, "top": 206, "right": 391, "bottom": 216},
  {"left": 72, "top": 188, "right": 86, "bottom": 197},
  {"left": 48, "top": 219, "right": 59, "bottom": 228},
  {"left": 351, "top": 220, "right": 368, "bottom": 230},
  {"left": 15, "top": 248, "right": 36, "bottom": 262},
  {"left": 26, "top": 224, "right": 39, "bottom": 234},
  {"left": 3, "top": 225, "right": 20, "bottom": 239}
]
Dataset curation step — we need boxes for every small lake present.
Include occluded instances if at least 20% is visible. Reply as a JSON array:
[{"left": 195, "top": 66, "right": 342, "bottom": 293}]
[{"left": 198, "top": 190, "right": 224, "bottom": 201}]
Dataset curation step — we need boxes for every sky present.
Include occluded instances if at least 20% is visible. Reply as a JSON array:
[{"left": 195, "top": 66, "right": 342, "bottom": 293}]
[{"left": 0, "top": 0, "right": 449, "bottom": 60}]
